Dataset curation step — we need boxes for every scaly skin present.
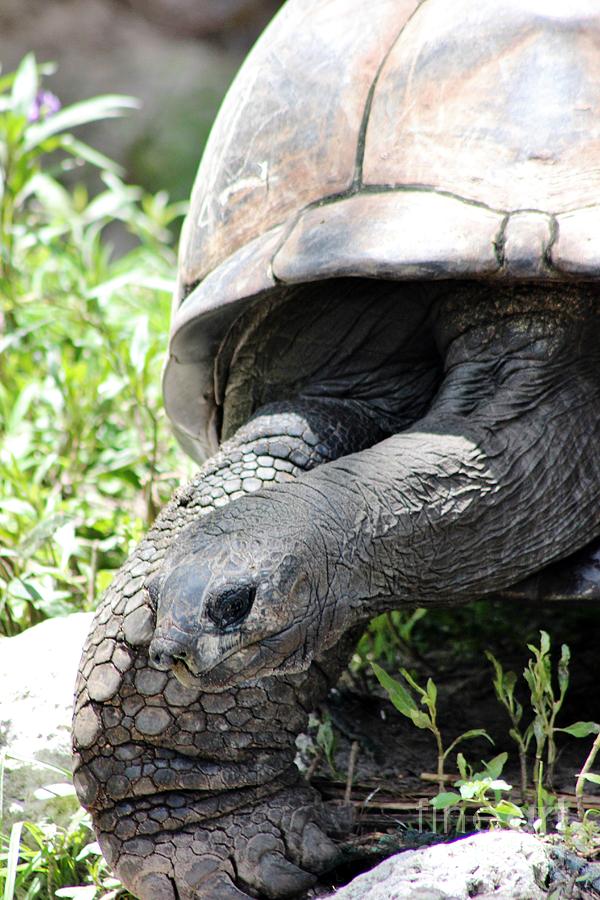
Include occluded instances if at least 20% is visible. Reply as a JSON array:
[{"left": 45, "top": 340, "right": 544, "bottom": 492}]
[
  {"left": 73, "top": 399, "right": 405, "bottom": 899},
  {"left": 74, "top": 284, "right": 600, "bottom": 898}
]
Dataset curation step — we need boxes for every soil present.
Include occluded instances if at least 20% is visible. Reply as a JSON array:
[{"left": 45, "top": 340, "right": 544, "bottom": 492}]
[{"left": 303, "top": 597, "right": 600, "bottom": 896}]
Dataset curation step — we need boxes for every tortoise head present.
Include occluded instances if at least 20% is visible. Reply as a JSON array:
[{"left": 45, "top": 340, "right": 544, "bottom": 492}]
[{"left": 147, "top": 507, "right": 319, "bottom": 691}]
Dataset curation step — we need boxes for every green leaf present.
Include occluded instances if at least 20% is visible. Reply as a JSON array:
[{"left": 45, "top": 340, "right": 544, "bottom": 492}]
[
  {"left": 485, "top": 650, "right": 503, "bottom": 682},
  {"left": 0, "top": 498, "right": 36, "bottom": 516},
  {"left": 558, "top": 722, "right": 600, "bottom": 738},
  {"left": 24, "top": 94, "right": 139, "bottom": 150},
  {"left": 400, "top": 667, "right": 427, "bottom": 699},
  {"left": 22, "top": 172, "right": 73, "bottom": 217},
  {"left": 409, "top": 709, "right": 433, "bottom": 730},
  {"left": 582, "top": 773, "right": 600, "bottom": 785},
  {"left": 11, "top": 53, "right": 38, "bottom": 117},
  {"left": 456, "top": 752, "right": 469, "bottom": 780},
  {"left": 372, "top": 663, "right": 417, "bottom": 719},
  {"left": 58, "top": 133, "right": 123, "bottom": 174},
  {"left": 55, "top": 888, "right": 97, "bottom": 900},
  {"left": 558, "top": 642, "right": 571, "bottom": 697},
  {"left": 492, "top": 799, "right": 525, "bottom": 818},
  {"left": 532, "top": 716, "right": 545, "bottom": 747},
  {"left": 130, "top": 314, "right": 150, "bottom": 373},
  {"left": 22, "top": 581, "right": 43, "bottom": 603},
  {"left": 489, "top": 779, "right": 512, "bottom": 792},
  {"left": 33, "top": 782, "right": 77, "bottom": 801},
  {"left": 81, "top": 185, "right": 136, "bottom": 224},
  {"left": 480, "top": 752, "right": 508, "bottom": 780},
  {"left": 18, "top": 513, "right": 75, "bottom": 560},
  {"left": 3, "top": 752, "right": 71, "bottom": 778},
  {"left": 459, "top": 780, "right": 486, "bottom": 801},
  {"left": 89, "top": 272, "right": 175, "bottom": 300},
  {"left": 75, "top": 840, "right": 103, "bottom": 862},
  {"left": 55, "top": 520, "right": 78, "bottom": 569},
  {"left": 4, "top": 820, "right": 23, "bottom": 900},
  {"left": 430, "top": 792, "right": 460, "bottom": 810},
  {"left": 426, "top": 678, "right": 437, "bottom": 708},
  {"left": 513, "top": 697, "right": 523, "bottom": 724},
  {"left": 508, "top": 727, "right": 526, "bottom": 749}
]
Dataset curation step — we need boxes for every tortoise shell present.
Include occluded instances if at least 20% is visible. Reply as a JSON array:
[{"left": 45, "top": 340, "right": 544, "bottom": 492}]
[{"left": 165, "top": 0, "right": 600, "bottom": 462}]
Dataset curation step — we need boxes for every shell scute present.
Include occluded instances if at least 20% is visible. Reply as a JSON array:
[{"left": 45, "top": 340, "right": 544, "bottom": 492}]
[{"left": 179, "top": 0, "right": 417, "bottom": 294}]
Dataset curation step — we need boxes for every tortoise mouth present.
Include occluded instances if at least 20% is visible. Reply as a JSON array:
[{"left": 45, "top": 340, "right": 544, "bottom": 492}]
[
  {"left": 170, "top": 639, "right": 267, "bottom": 692},
  {"left": 169, "top": 619, "right": 310, "bottom": 692}
]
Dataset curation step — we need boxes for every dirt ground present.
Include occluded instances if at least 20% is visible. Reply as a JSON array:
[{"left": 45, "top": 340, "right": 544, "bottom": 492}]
[{"left": 301, "top": 597, "right": 600, "bottom": 895}]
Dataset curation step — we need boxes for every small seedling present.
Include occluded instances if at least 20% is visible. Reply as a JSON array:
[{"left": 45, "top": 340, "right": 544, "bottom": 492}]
[
  {"left": 523, "top": 631, "right": 570, "bottom": 788},
  {"left": 557, "top": 807, "right": 600, "bottom": 858},
  {"left": 372, "top": 663, "right": 491, "bottom": 792},
  {"left": 431, "top": 752, "right": 524, "bottom": 833},
  {"left": 557, "top": 721, "right": 600, "bottom": 819},
  {"left": 486, "top": 651, "right": 531, "bottom": 799},
  {"left": 488, "top": 631, "right": 572, "bottom": 793},
  {"left": 315, "top": 712, "right": 338, "bottom": 778},
  {"left": 489, "top": 636, "right": 600, "bottom": 826}
]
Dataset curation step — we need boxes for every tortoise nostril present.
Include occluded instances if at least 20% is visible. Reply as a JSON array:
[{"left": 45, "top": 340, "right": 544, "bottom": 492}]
[
  {"left": 149, "top": 638, "right": 188, "bottom": 671},
  {"left": 149, "top": 648, "right": 173, "bottom": 670}
]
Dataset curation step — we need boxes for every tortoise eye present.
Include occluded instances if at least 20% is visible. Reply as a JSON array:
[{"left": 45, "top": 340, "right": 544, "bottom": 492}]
[{"left": 207, "top": 585, "right": 255, "bottom": 631}]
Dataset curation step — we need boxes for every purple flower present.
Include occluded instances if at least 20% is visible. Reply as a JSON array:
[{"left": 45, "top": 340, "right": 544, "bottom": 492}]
[{"left": 27, "top": 90, "right": 61, "bottom": 123}]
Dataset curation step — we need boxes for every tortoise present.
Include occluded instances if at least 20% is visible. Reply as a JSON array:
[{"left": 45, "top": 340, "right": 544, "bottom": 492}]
[{"left": 73, "top": 1, "right": 600, "bottom": 897}]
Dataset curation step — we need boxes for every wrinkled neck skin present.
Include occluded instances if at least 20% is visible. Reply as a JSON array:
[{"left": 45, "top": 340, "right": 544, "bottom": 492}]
[
  {"left": 152, "top": 284, "right": 600, "bottom": 689},
  {"left": 73, "top": 281, "right": 600, "bottom": 899}
]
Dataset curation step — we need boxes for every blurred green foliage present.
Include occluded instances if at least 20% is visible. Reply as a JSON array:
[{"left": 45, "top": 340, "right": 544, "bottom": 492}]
[{"left": 0, "top": 54, "right": 191, "bottom": 636}]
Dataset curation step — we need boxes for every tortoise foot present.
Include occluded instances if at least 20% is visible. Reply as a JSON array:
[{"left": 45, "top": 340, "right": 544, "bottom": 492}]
[{"left": 102, "top": 786, "right": 343, "bottom": 900}]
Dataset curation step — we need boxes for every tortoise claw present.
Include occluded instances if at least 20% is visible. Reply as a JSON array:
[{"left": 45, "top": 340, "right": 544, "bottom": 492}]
[{"left": 236, "top": 832, "right": 316, "bottom": 898}]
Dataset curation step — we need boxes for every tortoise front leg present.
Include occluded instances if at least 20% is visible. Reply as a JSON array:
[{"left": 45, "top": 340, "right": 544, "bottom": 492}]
[{"left": 73, "top": 398, "right": 388, "bottom": 899}]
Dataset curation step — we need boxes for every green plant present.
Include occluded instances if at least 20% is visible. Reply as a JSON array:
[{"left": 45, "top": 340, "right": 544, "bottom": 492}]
[
  {"left": 0, "top": 809, "right": 131, "bottom": 899},
  {"left": 486, "top": 650, "right": 531, "bottom": 799},
  {"left": 557, "top": 807, "right": 600, "bottom": 858},
  {"left": 487, "top": 631, "right": 573, "bottom": 794},
  {"left": 0, "top": 55, "right": 190, "bottom": 635},
  {"left": 0, "top": 54, "right": 137, "bottom": 320},
  {"left": 523, "top": 631, "right": 571, "bottom": 789},
  {"left": 315, "top": 712, "right": 338, "bottom": 778},
  {"left": 372, "top": 663, "right": 491, "bottom": 792},
  {"left": 0, "top": 754, "right": 132, "bottom": 898},
  {"left": 354, "top": 608, "right": 427, "bottom": 669},
  {"left": 489, "top": 637, "right": 600, "bottom": 829},
  {"left": 373, "top": 633, "right": 600, "bottom": 845},
  {"left": 431, "top": 752, "right": 525, "bottom": 832},
  {"left": 558, "top": 722, "right": 600, "bottom": 819}
]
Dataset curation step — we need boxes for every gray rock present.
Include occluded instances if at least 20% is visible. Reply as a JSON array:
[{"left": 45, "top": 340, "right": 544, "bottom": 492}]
[
  {"left": 0, "top": 613, "right": 93, "bottom": 827},
  {"left": 331, "top": 832, "right": 551, "bottom": 900}
]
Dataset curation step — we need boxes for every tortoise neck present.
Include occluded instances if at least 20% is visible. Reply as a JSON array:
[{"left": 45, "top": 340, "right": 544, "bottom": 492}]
[{"left": 299, "top": 298, "right": 600, "bottom": 626}]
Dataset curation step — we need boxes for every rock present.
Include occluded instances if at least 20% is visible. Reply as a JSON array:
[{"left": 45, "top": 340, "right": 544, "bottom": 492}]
[
  {"left": 0, "top": 613, "right": 93, "bottom": 827},
  {"left": 331, "top": 832, "right": 552, "bottom": 900}
]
